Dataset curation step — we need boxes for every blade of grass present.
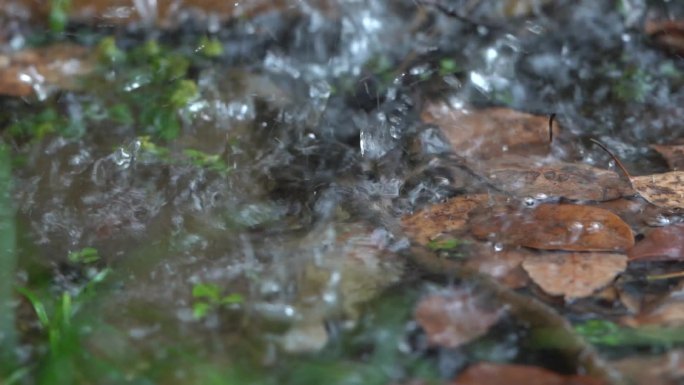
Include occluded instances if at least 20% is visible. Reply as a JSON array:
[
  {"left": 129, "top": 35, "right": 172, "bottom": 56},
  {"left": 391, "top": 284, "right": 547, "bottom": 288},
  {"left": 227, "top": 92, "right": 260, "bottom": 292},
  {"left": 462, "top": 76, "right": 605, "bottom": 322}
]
[{"left": 0, "top": 141, "right": 17, "bottom": 370}]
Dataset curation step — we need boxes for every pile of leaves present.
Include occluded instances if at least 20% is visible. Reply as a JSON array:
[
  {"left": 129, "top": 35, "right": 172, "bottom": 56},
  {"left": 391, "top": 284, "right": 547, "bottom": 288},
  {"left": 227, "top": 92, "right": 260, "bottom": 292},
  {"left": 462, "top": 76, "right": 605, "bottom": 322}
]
[{"left": 402, "top": 99, "right": 684, "bottom": 384}]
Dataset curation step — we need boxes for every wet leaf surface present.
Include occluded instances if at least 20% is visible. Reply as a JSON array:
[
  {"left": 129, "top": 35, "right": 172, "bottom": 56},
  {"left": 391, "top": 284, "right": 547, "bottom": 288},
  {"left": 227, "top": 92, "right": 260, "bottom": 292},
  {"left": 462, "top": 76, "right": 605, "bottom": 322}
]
[
  {"left": 629, "top": 225, "right": 684, "bottom": 262},
  {"left": 0, "top": 43, "right": 95, "bottom": 97},
  {"left": 414, "top": 289, "right": 504, "bottom": 348},
  {"left": 401, "top": 194, "right": 505, "bottom": 245},
  {"left": 421, "top": 103, "right": 559, "bottom": 160},
  {"left": 470, "top": 203, "right": 635, "bottom": 252},
  {"left": 451, "top": 362, "right": 606, "bottom": 385},
  {"left": 463, "top": 245, "right": 530, "bottom": 289},
  {"left": 522, "top": 252, "right": 627, "bottom": 300},
  {"left": 477, "top": 156, "right": 631, "bottom": 201}
]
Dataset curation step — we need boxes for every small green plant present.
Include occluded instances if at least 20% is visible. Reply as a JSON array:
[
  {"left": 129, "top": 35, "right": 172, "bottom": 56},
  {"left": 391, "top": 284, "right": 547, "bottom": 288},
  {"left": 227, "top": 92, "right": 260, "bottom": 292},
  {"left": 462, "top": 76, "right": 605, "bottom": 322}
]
[
  {"left": 198, "top": 36, "right": 224, "bottom": 58},
  {"left": 67, "top": 247, "right": 100, "bottom": 264},
  {"left": 613, "top": 67, "right": 654, "bottom": 103},
  {"left": 191, "top": 283, "right": 243, "bottom": 319},
  {"left": 426, "top": 238, "right": 464, "bottom": 251},
  {"left": 438, "top": 58, "right": 460, "bottom": 76},
  {"left": 183, "top": 149, "right": 230, "bottom": 174},
  {"left": 574, "top": 319, "right": 684, "bottom": 348},
  {"left": 49, "top": 0, "right": 71, "bottom": 33}
]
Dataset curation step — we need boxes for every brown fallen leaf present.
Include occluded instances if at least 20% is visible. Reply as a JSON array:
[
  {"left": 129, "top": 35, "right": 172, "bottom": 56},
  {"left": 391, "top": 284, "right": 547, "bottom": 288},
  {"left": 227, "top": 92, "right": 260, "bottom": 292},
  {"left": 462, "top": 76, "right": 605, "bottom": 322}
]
[
  {"left": 623, "top": 282, "right": 684, "bottom": 327},
  {"left": 593, "top": 140, "right": 684, "bottom": 209},
  {"left": 651, "top": 144, "right": 684, "bottom": 171},
  {"left": 18, "top": 0, "right": 338, "bottom": 27},
  {"left": 522, "top": 252, "right": 627, "bottom": 300},
  {"left": 463, "top": 244, "right": 530, "bottom": 289},
  {"left": 414, "top": 288, "right": 504, "bottom": 348},
  {"left": 477, "top": 155, "right": 631, "bottom": 201},
  {"left": 612, "top": 350, "right": 684, "bottom": 385},
  {"left": 421, "top": 102, "right": 559, "bottom": 160},
  {"left": 401, "top": 194, "right": 506, "bottom": 245},
  {"left": 629, "top": 224, "right": 684, "bottom": 262},
  {"left": 452, "top": 362, "right": 606, "bottom": 385},
  {"left": 470, "top": 203, "right": 635, "bottom": 252},
  {"left": 645, "top": 19, "right": 684, "bottom": 56},
  {"left": 0, "top": 43, "right": 95, "bottom": 97}
]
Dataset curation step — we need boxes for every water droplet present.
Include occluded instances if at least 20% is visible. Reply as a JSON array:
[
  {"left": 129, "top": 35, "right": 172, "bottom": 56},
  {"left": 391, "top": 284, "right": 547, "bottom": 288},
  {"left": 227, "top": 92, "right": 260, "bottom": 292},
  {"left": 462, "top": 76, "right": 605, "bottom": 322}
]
[
  {"left": 568, "top": 222, "right": 584, "bottom": 232},
  {"left": 112, "top": 147, "right": 133, "bottom": 169},
  {"left": 523, "top": 197, "right": 536, "bottom": 207},
  {"left": 587, "top": 222, "right": 603, "bottom": 233},
  {"left": 494, "top": 243, "right": 504, "bottom": 252}
]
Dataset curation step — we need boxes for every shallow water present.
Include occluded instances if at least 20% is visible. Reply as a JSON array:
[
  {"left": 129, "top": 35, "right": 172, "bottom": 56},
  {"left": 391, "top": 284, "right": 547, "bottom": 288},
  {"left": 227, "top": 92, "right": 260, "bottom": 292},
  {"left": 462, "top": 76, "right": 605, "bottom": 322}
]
[{"left": 3, "top": 0, "right": 684, "bottom": 384}]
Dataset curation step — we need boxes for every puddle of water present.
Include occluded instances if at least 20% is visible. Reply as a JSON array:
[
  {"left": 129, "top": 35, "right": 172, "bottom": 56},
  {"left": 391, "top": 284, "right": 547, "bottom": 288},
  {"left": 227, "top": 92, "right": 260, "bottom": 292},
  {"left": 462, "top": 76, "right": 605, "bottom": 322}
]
[{"left": 3, "top": 0, "right": 684, "bottom": 384}]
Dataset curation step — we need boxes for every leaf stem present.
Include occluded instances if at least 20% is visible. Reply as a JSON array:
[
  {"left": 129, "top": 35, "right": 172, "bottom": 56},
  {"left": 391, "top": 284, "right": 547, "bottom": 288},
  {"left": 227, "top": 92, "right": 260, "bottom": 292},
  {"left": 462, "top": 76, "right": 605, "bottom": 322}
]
[{"left": 590, "top": 139, "right": 633, "bottom": 180}]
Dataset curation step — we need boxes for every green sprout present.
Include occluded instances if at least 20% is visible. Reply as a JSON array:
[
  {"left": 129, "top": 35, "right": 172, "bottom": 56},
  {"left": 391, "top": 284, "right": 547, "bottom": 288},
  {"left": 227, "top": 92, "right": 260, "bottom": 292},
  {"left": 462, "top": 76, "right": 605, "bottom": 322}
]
[
  {"left": 49, "top": 0, "right": 71, "bottom": 33},
  {"left": 198, "top": 36, "right": 224, "bottom": 58},
  {"left": 191, "top": 283, "right": 243, "bottom": 319},
  {"left": 438, "top": 58, "right": 460, "bottom": 76},
  {"left": 67, "top": 247, "right": 100, "bottom": 264},
  {"left": 426, "top": 238, "right": 464, "bottom": 251},
  {"left": 183, "top": 149, "right": 230, "bottom": 174}
]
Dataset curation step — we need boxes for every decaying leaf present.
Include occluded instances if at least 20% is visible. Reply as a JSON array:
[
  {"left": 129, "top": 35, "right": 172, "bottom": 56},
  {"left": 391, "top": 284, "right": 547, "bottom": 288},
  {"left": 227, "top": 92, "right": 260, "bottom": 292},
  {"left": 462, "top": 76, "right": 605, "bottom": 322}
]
[
  {"left": 630, "top": 173, "right": 684, "bottom": 209},
  {"left": 645, "top": 19, "right": 684, "bottom": 56},
  {"left": 414, "top": 288, "right": 504, "bottom": 348},
  {"left": 651, "top": 144, "right": 684, "bottom": 171},
  {"left": 629, "top": 224, "right": 684, "bottom": 262},
  {"left": 477, "top": 156, "right": 631, "bottom": 201},
  {"left": 470, "top": 203, "right": 635, "bottom": 252},
  {"left": 421, "top": 102, "right": 559, "bottom": 159},
  {"left": 0, "top": 43, "right": 95, "bottom": 97},
  {"left": 452, "top": 362, "right": 606, "bottom": 385},
  {"left": 522, "top": 252, "right": 627, "bottom": 300},
  {"left": 401, "top": 194, "right": 505, "bottom": 245},
  {"left": 593, "top": 140, "right": 684, "bottom": 209}
]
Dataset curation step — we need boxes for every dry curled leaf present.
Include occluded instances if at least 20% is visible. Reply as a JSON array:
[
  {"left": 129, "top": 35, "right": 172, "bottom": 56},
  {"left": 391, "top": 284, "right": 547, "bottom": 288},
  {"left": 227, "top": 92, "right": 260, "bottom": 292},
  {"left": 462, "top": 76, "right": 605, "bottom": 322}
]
[
  {"left": 452, "top": 362, "right": 606, "bottom": 385},
  {"left": 470, "top": 203, "right": 635, "bottom": 252},
  {"left": 401, "top": 194, "right": 505, "bottom": 245},
  {"left": 477, "top": 156, "right": 631, "bottom": 201},
  {"left": 421, "top": 102, "right": 559, "bottom": 159},
  {"left": 522, "top": 252, "right": 627, "bottom": 300},
  {"left": 651, "top": 144, "right": 684, "bottom": 171},
  {"left": 414, "top": 289, "right": 504, "bottom": 348},
  {"left": 629, "top": 224, "right": 684, "bottom": 262}
]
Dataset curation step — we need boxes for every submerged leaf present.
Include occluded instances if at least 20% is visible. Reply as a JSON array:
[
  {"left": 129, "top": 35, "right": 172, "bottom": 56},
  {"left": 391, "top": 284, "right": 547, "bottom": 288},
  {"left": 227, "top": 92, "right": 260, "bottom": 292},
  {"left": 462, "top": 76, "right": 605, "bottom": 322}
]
[
  {"left": 629, "top": 224, "right": 684, "bottom": 262},
  {"left": 414, "top": 289, "right": 504, "bottom": 348},
  {"left": 470, "top": 203, "right": 634, "bottom": 252},
  {"left": 452, "top": 362, "right": 606, "bottom": 385},
  {"left": 522, "top": 252, "right": 627, "bottom": 300}
]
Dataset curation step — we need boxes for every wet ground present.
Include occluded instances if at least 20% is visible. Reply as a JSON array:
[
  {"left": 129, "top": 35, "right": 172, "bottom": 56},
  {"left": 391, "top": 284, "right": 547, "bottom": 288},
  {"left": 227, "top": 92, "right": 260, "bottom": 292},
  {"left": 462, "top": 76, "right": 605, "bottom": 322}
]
[{"left": 2, "top": 1, "right": 684, "bottom": 384}]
